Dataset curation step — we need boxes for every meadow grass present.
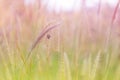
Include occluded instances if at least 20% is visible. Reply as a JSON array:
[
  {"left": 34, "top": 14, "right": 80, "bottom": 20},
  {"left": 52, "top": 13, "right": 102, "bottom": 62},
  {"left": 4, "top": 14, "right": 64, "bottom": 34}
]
[{"left": 0, "top": 0, "right": 120, "bottom": 80}]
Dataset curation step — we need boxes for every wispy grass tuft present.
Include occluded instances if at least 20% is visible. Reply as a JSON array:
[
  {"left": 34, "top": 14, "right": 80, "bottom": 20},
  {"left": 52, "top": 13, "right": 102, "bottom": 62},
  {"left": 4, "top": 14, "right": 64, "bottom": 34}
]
[{"left": 26, "top": 22, "right": 61, "bottom": 61}]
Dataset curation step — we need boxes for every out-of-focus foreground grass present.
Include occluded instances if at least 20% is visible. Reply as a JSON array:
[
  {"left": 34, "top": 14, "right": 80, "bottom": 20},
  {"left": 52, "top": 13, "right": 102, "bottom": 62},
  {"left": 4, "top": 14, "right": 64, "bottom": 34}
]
[{"left": 0, "top": 0, "right": 120, "bottom": 80}]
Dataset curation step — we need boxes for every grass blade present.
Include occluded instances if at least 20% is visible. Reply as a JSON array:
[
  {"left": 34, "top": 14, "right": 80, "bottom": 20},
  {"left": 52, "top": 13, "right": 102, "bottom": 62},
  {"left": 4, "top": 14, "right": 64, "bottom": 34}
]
[
  {"left": 111, "top": 0, "right": 120, "bottom": 24},
  {"left": 105, "top": 0, "right": 120, "bottom": 50},
  {"left": 27, "top": 22, "right": 61, "bottom": 61}
]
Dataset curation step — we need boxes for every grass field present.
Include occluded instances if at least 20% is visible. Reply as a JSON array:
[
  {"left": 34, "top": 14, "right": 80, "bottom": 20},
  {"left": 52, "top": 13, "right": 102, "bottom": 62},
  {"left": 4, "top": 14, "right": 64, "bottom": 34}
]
[{"left": 0, "top": 0, "right": 120, "bottom": 80}]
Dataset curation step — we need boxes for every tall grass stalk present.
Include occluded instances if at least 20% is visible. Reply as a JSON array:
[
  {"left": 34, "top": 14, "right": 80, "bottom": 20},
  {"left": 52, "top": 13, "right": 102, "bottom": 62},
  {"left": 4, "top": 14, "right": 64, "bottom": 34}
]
[
  {"left": 105, "top": 0, "right": 120, "bottom": 51},
  {"left": 63, "top": 52, "right": 72, "bottom": 80},
  {"left": 57, "top": 52, "right": 71, "bottom": 80},
  {"left": 26, "top": 22, "right": 60, "bottom": 61},
  {"left": 90, "top": 51, "right": 101, "bottom": 80}
]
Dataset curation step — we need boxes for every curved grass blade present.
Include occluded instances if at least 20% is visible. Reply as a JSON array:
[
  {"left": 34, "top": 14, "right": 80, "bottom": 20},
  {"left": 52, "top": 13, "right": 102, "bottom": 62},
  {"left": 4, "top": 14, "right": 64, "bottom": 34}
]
[{"left": 26, "top": 23, "right": 61, "bottom": 61}]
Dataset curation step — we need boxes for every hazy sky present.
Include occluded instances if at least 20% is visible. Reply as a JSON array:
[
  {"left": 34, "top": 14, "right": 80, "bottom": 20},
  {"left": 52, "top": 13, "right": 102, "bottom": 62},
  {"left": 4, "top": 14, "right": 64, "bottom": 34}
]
[{"left": 25, "top": 0, "right": 119, "bottom": 12}]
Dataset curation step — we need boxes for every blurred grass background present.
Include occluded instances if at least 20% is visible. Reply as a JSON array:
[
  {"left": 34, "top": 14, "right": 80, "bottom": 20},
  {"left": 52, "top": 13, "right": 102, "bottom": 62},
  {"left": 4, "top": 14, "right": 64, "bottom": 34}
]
[{"left": 0, "top": 0, "right": 120, "bottom": 80}]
